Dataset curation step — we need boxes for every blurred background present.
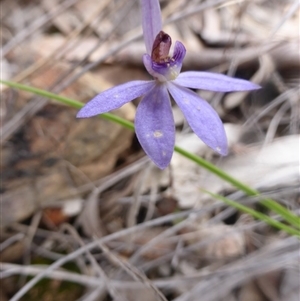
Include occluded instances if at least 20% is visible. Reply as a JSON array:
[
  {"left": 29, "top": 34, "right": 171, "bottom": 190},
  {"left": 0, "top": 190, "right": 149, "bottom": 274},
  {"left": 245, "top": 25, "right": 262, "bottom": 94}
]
[{"left": 1, "top": 0, "right": 299, "bottom": 300}]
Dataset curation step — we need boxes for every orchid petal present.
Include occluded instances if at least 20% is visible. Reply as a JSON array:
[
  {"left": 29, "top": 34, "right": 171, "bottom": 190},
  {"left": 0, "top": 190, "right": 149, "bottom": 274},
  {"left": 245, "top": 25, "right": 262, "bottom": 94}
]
[
  {"left": 140, "top": 0, "right": 162, "bottom": 54},
  {"left": 135, "top": 83, "right": 175, "bottom": 169},
  {"left": 143, "top": 54, "right": 167, "bottom": 82},
  {"left": 172, "top": 41, "right": 186, "bottom": 65},
  {"left": 152, "top": 41, "right": 186, "bottom": 80},
  {"left": 143, "top": 41, "right": 187, "bottom": 82},
  {"left": 77, "top": 81, "right": 155, "bottom": 118},
  {"left": 167, "top": 82, "right": 228, "bottom": 155},
  {"left": 174, "top": 71, "right": 261, "bottom": 92}
]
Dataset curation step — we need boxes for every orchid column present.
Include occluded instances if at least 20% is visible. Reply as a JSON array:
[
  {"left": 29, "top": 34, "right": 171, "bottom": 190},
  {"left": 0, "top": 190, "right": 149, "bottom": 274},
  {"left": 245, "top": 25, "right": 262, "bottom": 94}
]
[{"left": 77, "top": 0, "right": 260, "bottom": 169}]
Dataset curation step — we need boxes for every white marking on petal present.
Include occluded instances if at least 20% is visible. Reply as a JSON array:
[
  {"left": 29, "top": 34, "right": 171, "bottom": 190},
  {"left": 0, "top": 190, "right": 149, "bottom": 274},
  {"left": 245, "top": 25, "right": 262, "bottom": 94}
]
[
  {"left": 114, "top": 94, "right": 119, "bottom": 98},
  {"left": 183, "top": 97, "right": 189, "bottom": 104},
  {"left": 153, "top": 130, "right": 163, "bottom": 138},
  {"left": 216, "top": 146, "right": 221, "bottom": 153}
]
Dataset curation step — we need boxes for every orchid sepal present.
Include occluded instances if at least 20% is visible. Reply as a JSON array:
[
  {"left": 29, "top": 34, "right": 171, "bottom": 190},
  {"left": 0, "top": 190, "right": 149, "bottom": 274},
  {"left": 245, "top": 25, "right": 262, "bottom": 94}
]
[{"left": 77, "top": 0, "right": 261, "bottom": 169}]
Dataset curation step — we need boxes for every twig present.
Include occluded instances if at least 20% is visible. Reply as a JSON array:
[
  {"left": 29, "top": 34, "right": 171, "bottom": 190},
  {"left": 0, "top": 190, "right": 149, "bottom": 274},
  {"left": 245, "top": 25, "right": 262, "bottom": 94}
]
[
  {"left": 19, "top": 211, "right": 42, "bottom": 287},
  {"left": 96, "top": 241, "right": 168, "bottom": 301},
  {"left": 60, "top": 224, "right": 111, "bottom": 299},
  {"left": 0, "top": 233, "right": 25, "bottom": 252},
  {"left": 12, "top": 0, "right": 112, "bottom": 83},
  {"left": 8, "top": 206, "right": 217, "bottom": 301},
  {"left": 2, "top": 0, "right": 81, "bottom": 56},
  {"left": 2, "top": 237, "right": 298, "bottom": 291},
  {"left": 126, "top": 163, "right": 153, "bottom": 227},
  {"left": 244, "top": 89, "right": 298, "bottom": 128},
  {"left": 263, "top": 101, "right": 291, "bottom": 145}
]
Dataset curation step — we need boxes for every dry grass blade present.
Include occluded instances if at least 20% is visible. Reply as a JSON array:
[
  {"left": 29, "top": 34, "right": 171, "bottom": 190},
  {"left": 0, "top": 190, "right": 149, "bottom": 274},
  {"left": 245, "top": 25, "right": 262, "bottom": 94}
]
[
  {"left": 2, "top": 0, "right": 80, "bottom": 56},
  {"left": 96, "top": 242, "right": 168, "bottom": 301},
  {"left": 1, "top": 0, "right": 299, "bottom": 300},
  {"left": 172, "top": 237, "right": 300, "bottom": 301}
]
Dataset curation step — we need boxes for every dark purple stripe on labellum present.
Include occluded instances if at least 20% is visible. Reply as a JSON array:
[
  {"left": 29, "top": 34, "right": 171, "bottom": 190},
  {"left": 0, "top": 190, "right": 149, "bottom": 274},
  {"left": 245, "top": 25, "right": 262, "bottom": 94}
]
[{"left": 151, "top": 31, "right": 172, "bottom": 63}]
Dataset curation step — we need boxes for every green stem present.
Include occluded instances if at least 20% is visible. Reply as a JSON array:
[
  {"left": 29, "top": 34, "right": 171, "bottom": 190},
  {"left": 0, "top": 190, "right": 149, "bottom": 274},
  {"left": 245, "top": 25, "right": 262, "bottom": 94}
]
[
  {"left": 203, "top": 190, "right": 300, "bottom": 237},
  {"left": 174, "top": 146, "right": 300, "bottom": 228},
  {"left": 2, "top": 80, "right": 299, "bottom": 230}
]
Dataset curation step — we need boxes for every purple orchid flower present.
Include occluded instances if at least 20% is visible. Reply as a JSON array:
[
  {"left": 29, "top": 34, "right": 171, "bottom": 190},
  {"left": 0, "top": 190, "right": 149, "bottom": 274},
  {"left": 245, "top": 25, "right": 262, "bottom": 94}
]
[{"left": 77, "top": 0, "right": 260, "bottom": 169}]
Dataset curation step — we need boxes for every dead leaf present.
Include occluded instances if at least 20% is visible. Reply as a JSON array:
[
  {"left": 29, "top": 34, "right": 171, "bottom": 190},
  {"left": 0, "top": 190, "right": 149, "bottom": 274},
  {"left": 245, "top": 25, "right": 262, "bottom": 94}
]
[{"left": 184, "top": 224, "right": 246, "bottom": 260}]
